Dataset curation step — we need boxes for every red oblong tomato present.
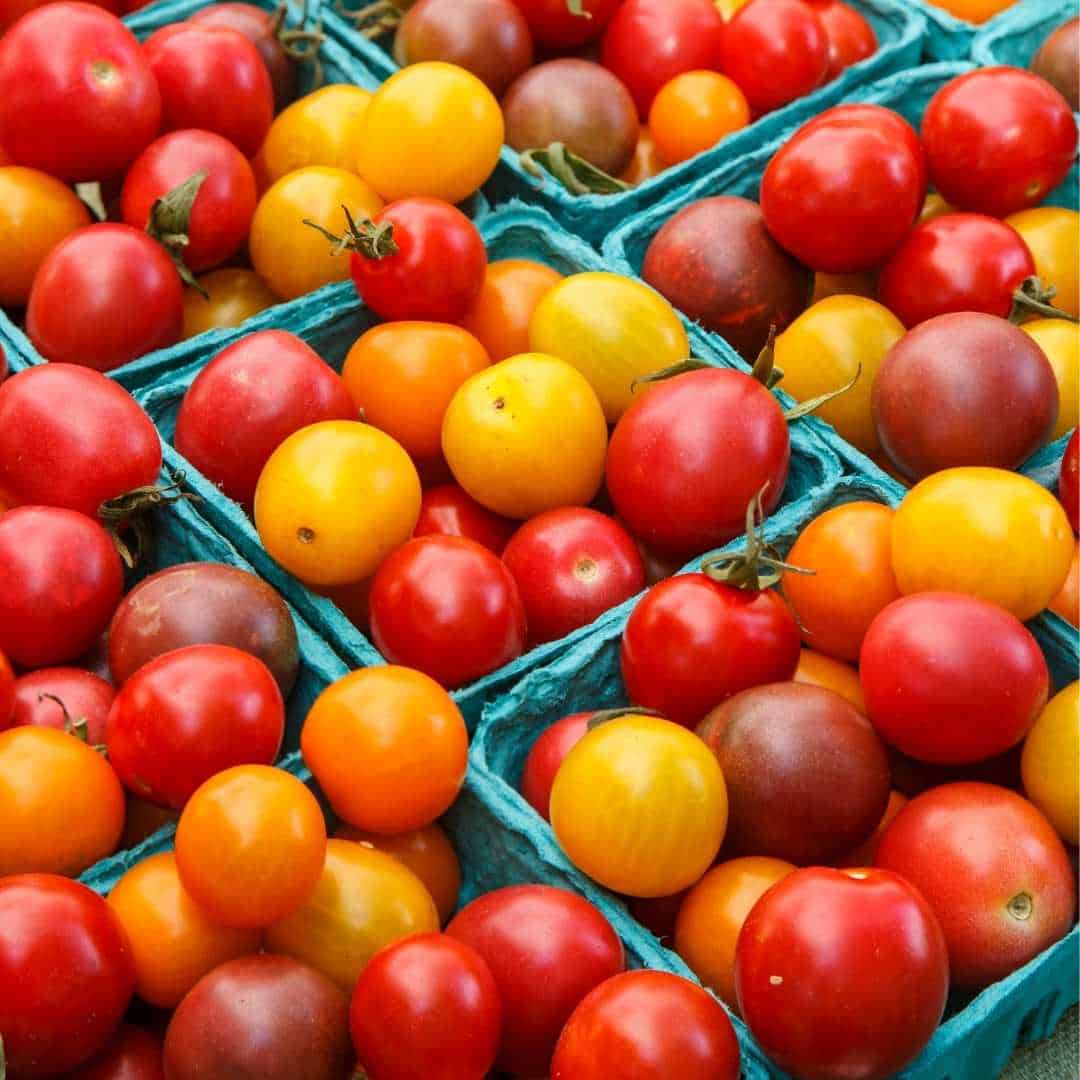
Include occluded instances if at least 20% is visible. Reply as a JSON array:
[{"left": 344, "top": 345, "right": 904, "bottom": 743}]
[
  {"left": 812, "top": 0, "right": 877, "bottom": 80},
  {"left": 9, "top": 667, "right": 114, "bottom": 743},
  {"left": 1061, "top": 428, "right": 1079, "bottom": 533},
  {"left": 68, "top": 1024, "right": 165, "bottom": 1080},
  {"left": 515, "top": 0, "right": 621, "bottom": 48},
  {"left": 519, "top": 711, "right": 591, "bottom": 820},
  {"left": 413, "top": 484, "right": 517, "bottom": 554}
]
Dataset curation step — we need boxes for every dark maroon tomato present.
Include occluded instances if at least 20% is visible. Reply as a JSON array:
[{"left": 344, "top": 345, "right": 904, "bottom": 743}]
[
  {"left": 873, "top": 312, "right": 1059, "bottom": 479},
  {"left": 350, "top": 933, "right": 502, "bottom": 1080},
  {"left": 175, "top": 330, "right": 356, "bottom": 508},
  {"left": 1060, "top": 428, "right": 1079, "bottom": 533},
  {"left": 447, "top": 884, "right": 625, "bottom": 1077},
  {"left": 9, "top": 667, "right": 114, "bottom": 743},
  {"left": 502, "top": 508, "right": 645, "bottom": 645},
  {"left": 107, "top": 562, "right": 300, "bottom": 695},
  {"left": 1031, "top": 18, "right": 1079, "bottom": 111},
  {"left": 860, "top": 592, "right": 1050, "bottom": 765},
  {"left": 0, "top": 875, "right": 136, "bottom": 1078},
  {"left": 520, "top": 711, "right": 591, "bottom": 820},
  {"left": 515, "top": 0, "right": 621, "bottom": 49},
  {"left": 811, "top": 0, "right": 877, "bottom": 81},
  {"left": 503, "top": 59, "right": 639, "bottom": 177},
  {"left": 0, "top": 4, "right": 160, "bottom": 181},
  {"left": 68, "top": 1024, "right": 165, "bottom": 1080},
  {"left": 395, "top": 0, "right": 533, "bottom": 97},
  {"left": 720, "top": 0, "right": 828, "bottom": 114},
  {"left": 642, "top": 196, "right": 810, "bottom": 359},
  {"left": 921, "top": 66, "right": 1077, "bottom": 218},
  {"left": 0, "top": 507, "right": 123, "bottom": 669},
  {"left": 621, "top": 575, "right": 801, "bottom": 727},
  {"left": 735, "top": 868, "right": 949, "bottom": 1080},
  {"left": 0, "top": 365, "right": 160, "bottom": 517},
  {"left": 413, "top": 484, "right": 517, "bottom": 554},
  {"left": 601, "top": 0, "right": 726, "bottom": 118},
  {"left": 143, "top": 23, "right": 274, "bottom": 158},
  {"left": 121, "top": 129, "right": 258, "bottom": 273},
  {"left": 761, "top": 107, "right": 925, "bottom": 273},
  {"left": 626, "top": 891, "right": 688, "bottom": 947},
  {"left": 26, "top": 224, "right": 184, "bottom": 371},
  {"left": 369, "top": 534, "right": 527, "bottom": 689},
  {"left": 163, "top": 955, "right": 351, "bottom": 1080},
  {"left": 700, "top": 682, "right": 890, "bottom": 863},
  {"left": 105, "top": 644, "right": 285, "bottom": 808},
  {"left": 606, "top": 368, "right": 790, "bottom": 560},
  {"left": 877, "top": 213, "right": 1036, "bottom": 328}
]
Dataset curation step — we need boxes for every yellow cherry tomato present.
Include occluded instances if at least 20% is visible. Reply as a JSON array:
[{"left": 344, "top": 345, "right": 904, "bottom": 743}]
[
  {"left": 775, "top": 295, "right": 905, "bottom": 455},
  {"left": 0, "top": 166, "right": 91, "bottom": 306},
  {"left": 1006, "top": 207, "right": 1079, "bottom": 317},
  {"left": 1021, "top": 682, "right": 1079, "bottom": 845},
  {"left": 1022, "top": 319, "right": 1078, "bottom": 439},
  {"left": 260, "top": 84, "right": 373, "bottom": 184},
  {"left": 649, "top": 71, "right": 750, "bottom": 166},
  {"left": 529, "top": 272, "right": 690, "bottom": 421},
  {"left": 181, "top": 268, "right": 278, "bottom": 339},
  {"left": 892, "top": 467, "right": 1074, "bottom": 621},
  {"left": 356, "top": 62, "right": 504, "bottom": 204},
  {"left": 922, "top": 0, "right": 1014, "bottom": 23},
  {"left": 442, "top": 352, "right": 608, "bottom": 519},
  {"left": 793, "top": 649, "right": 866, "bottom": 713},
  {"left": 918, "top": 192, "right": 955, "bottom": 224},
  {"left": 1049, "top": 541, "right": 1079, "bottom": 627},
  {"left": 550, "top": 714, "right": 728, "bottom": 898},
  {"left": 254, "top": 420, "right": 421, "bottom": 586},
  {"left": 249, "top": 166, "right": 384, "bottom": 300},
  {"left": 715, "top": 0, "right": 750, "bottom": 17}
]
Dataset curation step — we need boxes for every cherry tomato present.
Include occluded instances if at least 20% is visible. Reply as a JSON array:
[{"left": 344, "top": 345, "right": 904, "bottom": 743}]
[
  {"left": 515, "top": 0, "right": 621, "bottom": 48},
  {"left": 68, "top": 1024, "right": 165, "bottom": 1080},
  {"left": 1024, "top": 321, "right": 1079, "bottom": 441},
  {"left": 121, "top": 795, "right": 178, "bottom": 850},
  {"left": 1006, "top": 206, "right": 1079, "bottom": 318},
  {"left": 1061, "top": 429, "right": 1079, "bottom": 533},
  {"left": 1022, "top": 682, "right": 1079, "bottom": 845},
  {"left": 0, "top": 649, "right": 12, "bottom": 726},
  {"left": 835, "top": 788, "right": 908, "bottom": 868},
  {"left": 519, "top": 711, "right": 591, "bottom": 821},
  {"left": 621, "top": 126, "right": 666, "bottom": 185},
  {"left": 1031, "top": 17, "right": 1079, "bottom": 110},
  {"left": 182, "top": 268, "right": 277, "bottom": 338},
  {"left": 812, "top": 0, "right": 876, "bottom": 79},
  {"left": 922, "top": 66, "right": 1077, "bottom": 218},
  {"left": 794, "top": 648, "right": 865, "bottom": 711},
  {"left": 461, "top": 258, "right": 562, "bottom": 363},
  {"left": 9, "top": 667, "right": 114, "bottom": 743},
  {"left": 649, "top": 71, "right": 749, "bottom": 166},
  {"left": 447, "top": 884, "right": 625, "bottom": 1076},
  {"left": 1049, "top": 541, "right": 1080, "bottom": 625},
  {"left": 877, "top": 782, "right": 1076, "bottom": 989},
  {"left": 414, "top": 484, "right": 516, "bottom": 553},
  {"left": 0, "top": 875, "right": 135, "bottom": 1077}
]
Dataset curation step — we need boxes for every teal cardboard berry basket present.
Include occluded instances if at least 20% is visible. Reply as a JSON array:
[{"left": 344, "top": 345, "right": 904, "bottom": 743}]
[
  {"left": 133, "top": 202, "right": 842, "bottom": 729},
  {"left": 472, "top": 470, "right": 1080, "bottom": 1080},
  {"left": 972, "top": 0, "right": 1080, "bottom": 78},
  {"left": 911, "top": 0, "right": 1067, "bottom": 61},
  {"left": 323, "top": 0, "right": 925, "bottom": 246}
]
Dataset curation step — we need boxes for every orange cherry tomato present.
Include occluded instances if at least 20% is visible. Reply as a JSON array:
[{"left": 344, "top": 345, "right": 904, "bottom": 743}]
[
  {"left": 107, "top": 852, "right": 260, "bottom": 1008},
  {"left": 783, "top": 501, "right": 901, "bottom": 662},
  {"left": 1049, "top": 541, "right": 1079, "bottom": 627},
  {"left": 302, "top": 665, "right": 468, "bottom": 835},
  {"left": 835, "top": 789, "right": 908, "bottom": 868},
  {"left": 793, "top": 648, "right": 866, "bottom": 713},
  {"left": 174, "top": 765, "right": 327, "bottom": 929},
  {"left": 121, "top": 795, "right": 178, "bottom": 850},
  {"left": 810, "top": 270, "right": 877, "bottom": 304},
  {"left": 461, "top": 259, "right": 563, "bottom": 363},
  {"left": 649, "top": 71, "right": 750, "bottom": 166},
  {"left": 620, "top": 126, "right": 666, "bottom": 185},
  {"left": 181, "top": 268, "right": 278, "bottom": 339}
]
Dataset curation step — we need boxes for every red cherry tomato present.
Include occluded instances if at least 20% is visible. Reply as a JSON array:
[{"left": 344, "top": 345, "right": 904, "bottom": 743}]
[
  {"left": 68, "top": 1025, "right": 165, "bottom": 1080},
  {"left": 350, "top": 933, "right": 502, "bottom": 1080},
  {"left": 413, "top": 484, "right": 517, "bottom": 554},
  {"left": 175, "top": 330, "right": 356, "bottom": 508},
  {"left": 922, "top": 66, "right": 1077, "bottom": 218},
  {"left": 720, "top": 0, "right": 829, "bottom": 114},
  {"left": 736, "top": 867, "right": 948, "bottom": 1080},
  {"left": 0, "top": 506, "right": 123, "bottom": 669},
  {"left": 26, "top": 224, "right": 184, "bottom": 371},
  {"left": 502, "top": 508, "right": 645, "bottom": 645},
  {"left": 1061, "top": 429, "right": 1079, "bottom": 533},
  {"left": 0, "top": 650, "right": 13, "bottom": 726},
  {"left": 812, "top": 0, "right": 877, "bottom": 80},
  {"left": 369, "top": 535, "right": 527, "bottom": 689},
  {"left": 601, "top": 0, "right": 726, "bottom": 118},
  {"left": 877, "top": 783, "right": 1077, "bottom": 990},
  {"left": 621, "top": 574, "right": 801, "bottom": 727},
  {"left": 515, "top": 0, "right": 621, "bottom": 48},
  {"left": 105, "top": 644, "right": 284, "bottom": 809},
  {"left": 9, "top": 668, "right": 114, "bottom": 743},
  {"left": 519, "top": 711, "right": 591, "bottom": 820},
  {"left": 447, "top": 884, "right": 625, "bottom": 1077},
  {"left": 0, "top": 4, "right": 160, "bottom": 181},
  {"left": 143, "top": 23, "right": 273, "bottom": 158},
  {"left": 0, "top": 874, "right": 136, "bottom": 1077}
]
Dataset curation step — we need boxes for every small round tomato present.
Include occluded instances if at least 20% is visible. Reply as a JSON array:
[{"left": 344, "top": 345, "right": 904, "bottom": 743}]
[
  {"left": 0, "top": 650, "right": 13, "bottom": 727},
  {"left": 1023, "top": 319, "right": 1078, "bottom": 440},
  {"left": 107, "top": 852, "right": 260, "bottom": 1009},
  {"left": 1031, "top": 17, "right": 1079, "bottom": 110},
  {"left": 1006, "top": 206, "right": 1079, "bottom": 318},
  {"left": 357, "top": 62, "right": 503, "bottom": 204},
  {"left": 1049, "top": 541, "right": 1079, "bottom": 625},
  {"left": 1061, "top": 429, "right": 1079, "bottom": 533},
  {"left": 1022, "top": 681, "right": 1079, "bottom": 845},
  {"left": 515, "top": 0, "right": 620, "bottom": 48},
  {"left": 922, "top": 66, "right": 1077, "bottom": 218},
  {"left": 254, "top": 420, "right": 421, "bottom": 587},
  {"left": 177, "top": 330, "right": 357, "bottom": 508},
  {"left": 266, "top": 838, "right": 439, "bottom": 992},
  {"left": 551, "top": 714, "right": 728, "bottom": 896},
  {"left": 813, "top": 0, "right": 877, "bottom": 80},
  {"left": 175, "top": 764, "right": 327, "bottom": 929},
  {"left": 69, "top": 1024, "right": 164, "bottom": 1080},
  {"left": 462, "top": 258, "right": 562, "bottom": 363},
  {"left": 182, "top": 268, "right": 276, "bottom": 338},
  {"left": 10, "top": 667, "right": 114, "bottom": 743},
  {"left": 835, "top": 788, "right": 908, "bottom": 867},
  {"left": 621, "top": 126, "right": 666, "bottom": 185},
  {"left": 649, "top": 71, "right": 749, "bottom": 166},
  {"left": 794, "top": 648, "right": 866, "bottom": 711},
  {"left": 414, "top": 484, "right": 516, "bottom": 554},
  {"left": 891, "top": 467, "right": 1074, "bottom": 620},
  {"left": 519, "top": 712, "right": 591, "bottom": 821}
]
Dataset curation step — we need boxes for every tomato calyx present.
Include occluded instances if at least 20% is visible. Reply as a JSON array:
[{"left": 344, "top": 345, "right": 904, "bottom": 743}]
[
  {"left": 340, "top": 0, "right": 413, "bottom": 38},
  {"left": 631, "top": 358, "right": 712, "bottom": 388},
  {"left": 586, "top": 706, "right": 665, "bottom": 730},
  {"left": 304, "top": 204, "right": 399, "bottom": 260},
  {"left": 519, "top": 143, "right": 631, "bottom": 197},
  {"left": 270, "top": 0, "right": 326, "bottom": 76},
  {"left": 753, "top": 327, "right": 863, "bottom": 420},
  {"left": 566, "top": 0, "right": 592, "bottom": 18},
  {"left": 98, "top": 474, "right": 198, "bottom": 568},
  {"left": 144, "top": 170, "right": 210, "bottom": 295},
  {"left": 37, "top": 693, "right": 108, "bottom": 755},
  {"left": 1009, "top": 276, "right": 1080, "bottom": 325}
]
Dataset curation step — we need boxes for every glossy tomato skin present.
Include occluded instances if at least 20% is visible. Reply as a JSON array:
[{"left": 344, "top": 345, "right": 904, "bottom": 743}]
[
  {"left": 877, "top": 214, "right": 1036, "bottom": 328},
  {"left": 68, "top": 1025, "right": 164, "bottom": 1080},
  {"left": 349, "top": 197, "right": 486, "bottom": 322},
  {"left": 1031, "top": 18, "right": 1079, "bottom": 111},
  {"left": 736, "top": 867, "right": 948, "bottom": 1080},
  {"left": 0, "top": 4, "right": 160, "bottom": 181},
  {"left": 27, "top": 224, "right": 184, "bottom": 371},
  {"left": 175, "top": 330, "right": 356, "bottom": 508},
  {"left": 922, "top": 67, "right": 1077, "bottom": 218},
  {"left": 350, "top": 933, "right": 502, "bottom": 1080},
  {"left": 621, "top": 574, "right": 800, "bottom": 726},
  {"left": 876, "top": 783, "right": 1077, "bottom": 989},
  {"left": 0, "top": 507, "right": 123, "bottom": 669},
  {"left": 607, "top": 368, "right": 791, "bottom": 559},
  {"left": 520, "top": 711, "right": 591, "bottom": 820},
  {"left": 0, "top": 365, "right": 160, "bottom": 517},
  {"left": 369, "top": 535, "right": 527, "bottom": 689},
  {"left": 106, "top": 644, "right": 284, "bottom": 808},
  {"left": 9, "top": 667, "right": 114, "bottom": 743},
  {"left": 413, "top": 484, "right": 517, "bottom": 554},
  {"left": 813, "top": 0, "right": 877, "bottom": 81},
  {"left": 0, "top": 875, "right": 135, "bottom": 1078},
  {"left": 1061, "top": 429, "right": 1079, "bottom": 533},
  {"left": 121, "top": 130, "right": 258, "bottom": 273},
  {"left": 447, "top": 885, "right": 624, "bottom": 1077},
  {"left": 516, "top": 0, "right": 621, "bottom": 48}
]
